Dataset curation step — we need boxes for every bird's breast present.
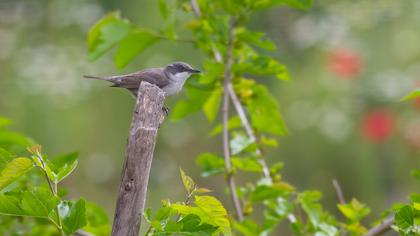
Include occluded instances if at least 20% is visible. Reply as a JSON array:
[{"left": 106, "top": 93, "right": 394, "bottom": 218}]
[{"left": 164, "top": 73, "right": 189, "bottom": 96}]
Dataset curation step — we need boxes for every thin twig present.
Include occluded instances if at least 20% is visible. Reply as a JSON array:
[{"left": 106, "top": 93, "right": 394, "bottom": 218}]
[
  {"left": 332, "top": 179, "right": 346, "bottom": 205},
  {"left": 222, "top": 16, "right": 244, "bottom": 222},
  {"left": 190, "top": 0, "right": 201, "bottom": 18},
  {"left": 363, "top": 217, "right": 395, "bottom": 236},
  {"left": 35, "top": 152, "right": 64, "bottom": 236}
]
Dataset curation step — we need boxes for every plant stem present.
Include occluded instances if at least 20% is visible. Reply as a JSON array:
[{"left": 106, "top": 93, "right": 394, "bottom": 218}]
[
  {"left": 332, "top": 179, "right": 346, "bottom": 205},
  {"left": 363, "top": 217, "right": 394, "bottom": 236},
  {"left": 222, "top": 16, "right": 244, "bottom": 222},
  {"left": 36, "top": 152, "right": 65, "bottom": 236}
]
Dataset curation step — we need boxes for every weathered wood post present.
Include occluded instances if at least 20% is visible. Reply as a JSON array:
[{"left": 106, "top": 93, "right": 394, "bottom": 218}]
[{"left": 111, "top": 82, "right": 165, "bottom": 236}]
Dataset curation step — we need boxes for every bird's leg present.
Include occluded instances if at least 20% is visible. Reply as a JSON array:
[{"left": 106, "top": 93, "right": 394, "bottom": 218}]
[{"left": 162, "top": 106, "right": 169, "bottom": 116}]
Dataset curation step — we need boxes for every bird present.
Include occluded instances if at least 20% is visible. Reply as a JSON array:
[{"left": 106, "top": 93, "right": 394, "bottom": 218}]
[{"left": 83, "top": 61, "right": 201, "bottom": 97}]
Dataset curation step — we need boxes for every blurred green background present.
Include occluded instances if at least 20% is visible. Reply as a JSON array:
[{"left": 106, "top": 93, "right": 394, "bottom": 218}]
[{"left": 0, "top": 0, "right": 419, "bottom": 223}]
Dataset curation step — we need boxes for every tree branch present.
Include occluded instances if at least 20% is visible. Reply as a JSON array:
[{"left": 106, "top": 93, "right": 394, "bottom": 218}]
[
  {"left": 363, "top": 217, "right": 395, "bottom": 236},
  {"left": 332, "top": 179, "right": 346, "bottom": 205},
  {"left": 190, "top": 0, "right": 201, "bottom": 18},
  {"left": 111, "top": 82, "right": 165, "bottom": 236},
  {"left": 222, "top": 16, "right": 244, "bottom": 222}
]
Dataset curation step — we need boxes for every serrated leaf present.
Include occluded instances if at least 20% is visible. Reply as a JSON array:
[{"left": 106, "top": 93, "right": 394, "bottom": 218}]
[
  {"left": 203, "top": 87, "right": 222, "bottom": 122},
  {"left": 178, "top": 214, "right": 218, "bottom": 235},
  {"left": 337, "top": 199, "right": 370, "bottom": 222},
  {"left": 0, "top": 157, "right": 33, "bottom": 190},
  {"left": 60, "top": 199, "right": 87, "bottom": 235},
  {"left": 171, "top": 196, "right": 231, "bottom": 235},
  {"left": 180, "top": 168, "right": 196, "bottom": 194},
  {"left": 0, "top": 188, "right": 61, "bottom": 218},
  {"left": 0, "top": 194, "right": 24, "bottom": 216},
  {"left": 196, "top": 153, "right": 225, "bottom": 177},
  {"left": 51, "top": 152, "right": 78, "bottom": 183},
  {"left": 87, "top": 12, "right": 131, "bottom": 61},
  {"left": 395, "top": 205, "right": 414, "bottom": 230},
  {"left": 21, "top": 188, "right": 61, "bottom": 217},
  {"left": 114, "top": 29, "right": 159, "bottom": 69}
]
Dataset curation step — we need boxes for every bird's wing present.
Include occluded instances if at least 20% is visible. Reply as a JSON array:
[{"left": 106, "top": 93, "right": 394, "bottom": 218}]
[{"left": 109, "top": 68, "right": 170, "bottom": 89}]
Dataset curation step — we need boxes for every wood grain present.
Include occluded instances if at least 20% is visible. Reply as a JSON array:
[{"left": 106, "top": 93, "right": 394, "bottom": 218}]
[{"left": 111, "top": 82, "right": 165, "bottom": 236}]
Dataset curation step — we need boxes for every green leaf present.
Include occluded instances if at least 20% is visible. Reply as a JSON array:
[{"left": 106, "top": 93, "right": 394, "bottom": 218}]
[
  {"left": 87, "top": 12, "right": 131, "bottom": 61},
  {"left": 236, "top": 28, "right": 277, "bottom": 51},
  {"left": 177, "top": 214, "right": 218, "bottom": 235},
  {"left": 232, "top": 157, "right": 262, "bottom": 172},
  {"left": 250, "top": 183, "right": 293, "bottom": 202},
  {"left": 411, "top": 169, "right": 420, "bottom": 181},
  {"left": 0, "top": 194, "right": 24, "bottom": 216},
  {"left": 337, "top": 198, "right": 370, "bottom": 222},
  {"left": 0, "top": 117, "right": 12, "bottom": 129},
  {"left": 51, "top": 152, "right": 78, "bottom": 183},
  {"left": 0, "top": 130, "right": 33, "bottom": 153},
  {"left": 230, "top": 132, "right": 254, "bottom": 155},
  {"left": 234, "top": 54, "right": 290, "bottom": 81},
  {"left": 277, "top": 0, "right": 313, "bottom": 10},
  {"left": 203, "top": 87, "right": 222, "bottom": 122},
  {"left": 252, "top": 0, "right": 313, "bottom": 10},
  {"left": 114, "top": 29, "right": 160, "bottom": 69},
  {"left": 0, "top": 148, "right": 13, "bottom": 169},
  {"left": 247, "top": 84, "right": 288, "bottom": 136},
  {"left": 298, "top": 191, "right": 323, "bottom": 226},
  {"left": 21, "top": 188, "right": 60, "bottom": 217},
  {"left": 171, "top": 195, "right": 231, "bottom": 235},
  {"left": 171, "top": 87, "right": 211, "bottom": 121},
  {"left": 0, "top": 188, "right": 60, "bottom": 218},
  {"left": 60, "top": 199, "right": 88, "bottom": 235},
  {"left": 0, "top": 157, "right": 33, "bottom": 191},
  {"left": 195, "top": 153, "right": 225, "bottom": 177},
  {"left": 159, "top": 0, "right": 171, "bottom": 19},
  {"left": 234, "top": 219, "right": 261, "bottom": 236},
  {"left": 401, "top": 89, "right": 420, "bottom": 101},
  {"left": 395, "top": 205, "right": 414, "bottom": 230},
  {"left": 84, "top": 201, "right": 111, "bottom": 236},
  {"left": 180, "top": 168, "right": 196, "bottom": 194},
  {"left": 210, "top": 116, "right": 242, "bottom": 136}
]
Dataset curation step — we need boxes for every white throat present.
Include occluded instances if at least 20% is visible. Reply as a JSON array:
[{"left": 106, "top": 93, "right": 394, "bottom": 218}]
[{"left": 165, "top": 72, "right": 191, "bottom": 96}]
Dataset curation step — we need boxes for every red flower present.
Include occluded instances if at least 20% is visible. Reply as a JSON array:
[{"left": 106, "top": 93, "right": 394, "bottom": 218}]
[
  {"left": 327, "top": 48, "right": 362, "bottom": 78},
  {"left": 360, "top": 109, "right": 395, "bottom": 143}
]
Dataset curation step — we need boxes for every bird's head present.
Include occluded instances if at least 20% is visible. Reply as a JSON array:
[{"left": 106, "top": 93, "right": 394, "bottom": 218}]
[{"left": 165, "top": 62, "right": 201, "bottom": 81}]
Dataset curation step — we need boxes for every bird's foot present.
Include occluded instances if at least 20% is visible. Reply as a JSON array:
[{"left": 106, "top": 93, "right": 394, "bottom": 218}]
[{"left": 162, "top": 106, "right": 169, "bottom": 116}]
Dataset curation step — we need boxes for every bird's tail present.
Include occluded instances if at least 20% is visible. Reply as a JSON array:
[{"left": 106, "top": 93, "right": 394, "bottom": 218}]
[{"left": 83, "top": 75, "right": 110, "bottom": 81}]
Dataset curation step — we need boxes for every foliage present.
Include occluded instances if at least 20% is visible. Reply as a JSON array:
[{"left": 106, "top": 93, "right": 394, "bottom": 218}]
[
  {"left": 0, "top": 118, "right": 111, "bottom": 236},
  {"left": 87, "top": 0, "right": 420, "bottom": 235}
]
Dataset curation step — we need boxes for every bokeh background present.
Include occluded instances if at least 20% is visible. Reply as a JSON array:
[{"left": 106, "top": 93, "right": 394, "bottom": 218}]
[{"left": 0, "top": 0, "right": 419, "bottom": 227}]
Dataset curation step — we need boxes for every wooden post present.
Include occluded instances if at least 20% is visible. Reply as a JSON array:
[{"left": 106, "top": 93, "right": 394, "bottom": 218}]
[{"left": 111, "top": 82, "right": 165, "bottom": 236}]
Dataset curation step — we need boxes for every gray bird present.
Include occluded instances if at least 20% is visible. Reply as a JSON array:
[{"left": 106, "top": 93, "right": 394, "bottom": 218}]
[{"left": 84, "top": 62, "right": 201, "bottom": 96}]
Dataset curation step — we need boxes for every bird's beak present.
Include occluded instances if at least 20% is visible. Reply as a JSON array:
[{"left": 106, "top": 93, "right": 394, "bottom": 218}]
[{"left": 190, "top": 69, "right": 201, "bottom": 73}]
